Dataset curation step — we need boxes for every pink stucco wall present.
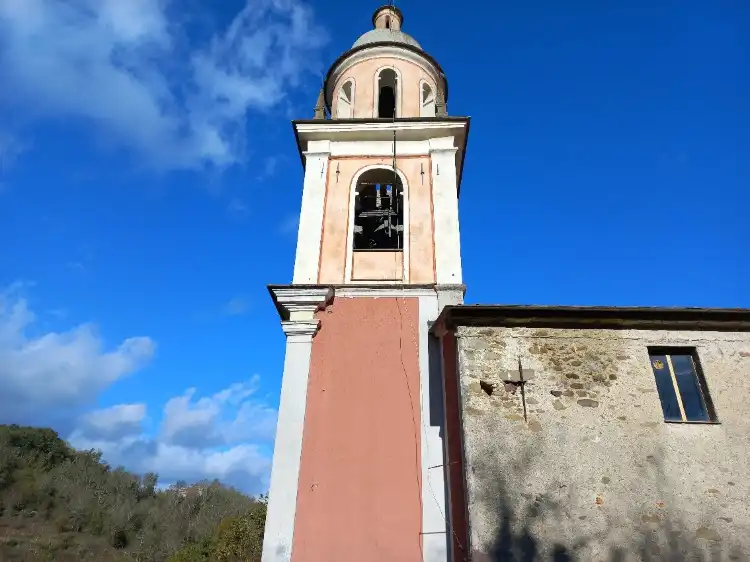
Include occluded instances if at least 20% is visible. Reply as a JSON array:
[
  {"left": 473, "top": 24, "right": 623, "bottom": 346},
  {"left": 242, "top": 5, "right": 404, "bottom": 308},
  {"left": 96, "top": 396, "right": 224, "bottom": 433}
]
[
  {"left": 351, "top": 251, "right": 403, "bottom": 281},
  {"left": 332, "top": 56, "right": 437, "bottom": 119},
  {"left": 292, "top": 297, "right": 423, "bottom": 562},
  {"left": 318, "top": 156, "right": 436, "bottom": 284}
]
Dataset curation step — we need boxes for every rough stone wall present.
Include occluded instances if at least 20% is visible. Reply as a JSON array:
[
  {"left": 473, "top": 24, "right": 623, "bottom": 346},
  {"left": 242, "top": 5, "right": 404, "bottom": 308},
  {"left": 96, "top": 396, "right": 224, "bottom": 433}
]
[{"left": 455, "top": 326, "right": 750, "bottom": 562}]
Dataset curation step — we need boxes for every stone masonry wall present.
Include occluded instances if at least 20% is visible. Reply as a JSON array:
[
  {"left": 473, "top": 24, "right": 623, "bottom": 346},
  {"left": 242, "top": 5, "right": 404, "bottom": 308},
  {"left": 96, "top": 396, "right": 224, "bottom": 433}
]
[{"left": 455, "top": 326, "right": 750, "bottom": 562}]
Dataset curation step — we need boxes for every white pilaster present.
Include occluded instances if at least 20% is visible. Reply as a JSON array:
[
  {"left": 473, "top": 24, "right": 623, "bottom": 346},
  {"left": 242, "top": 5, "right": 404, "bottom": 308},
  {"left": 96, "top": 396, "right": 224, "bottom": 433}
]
[
  {"left": 418, "top": 294, "right": 449, "bottom": 562},
  {"left": 430, "top": 139, "right": 462, "bottom": 285},
  {"left": 292, "top": 141, "right": 331, "bottom": 284},
  {"left": 262, "top": 286, "right": 333, "bottom": 562}
]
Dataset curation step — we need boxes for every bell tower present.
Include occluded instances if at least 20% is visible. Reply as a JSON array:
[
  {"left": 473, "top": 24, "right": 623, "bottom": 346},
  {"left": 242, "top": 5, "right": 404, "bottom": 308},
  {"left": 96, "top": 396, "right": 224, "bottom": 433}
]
[{"left": 263, "top": 5, "right": 469, "bottom": 562}]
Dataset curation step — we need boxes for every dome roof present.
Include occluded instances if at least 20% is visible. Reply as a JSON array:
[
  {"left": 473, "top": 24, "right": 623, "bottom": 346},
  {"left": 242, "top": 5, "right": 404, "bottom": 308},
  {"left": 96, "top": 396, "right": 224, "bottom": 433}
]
[{"left": 352, "top": 28, "right": 422, "bottom": 50}]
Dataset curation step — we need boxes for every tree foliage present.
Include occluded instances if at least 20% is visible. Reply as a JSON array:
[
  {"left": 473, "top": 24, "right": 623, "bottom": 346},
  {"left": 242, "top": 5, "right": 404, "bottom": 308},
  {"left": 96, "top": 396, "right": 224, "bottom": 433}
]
[{"left": 0, "top": 425, "right": 266, "bottom": 561}]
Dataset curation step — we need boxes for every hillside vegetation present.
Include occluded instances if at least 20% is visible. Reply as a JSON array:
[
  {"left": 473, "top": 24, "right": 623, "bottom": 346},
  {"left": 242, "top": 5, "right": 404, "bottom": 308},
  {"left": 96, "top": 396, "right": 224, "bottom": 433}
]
[{"left": 0, "top": 425, "right": 266, "bottom": 561}]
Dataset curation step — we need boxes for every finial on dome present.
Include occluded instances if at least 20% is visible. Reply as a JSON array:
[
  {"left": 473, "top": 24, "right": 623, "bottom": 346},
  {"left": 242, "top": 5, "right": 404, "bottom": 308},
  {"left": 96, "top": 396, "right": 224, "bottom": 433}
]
[
  {"left": 372, "top": 5, "right": 403, "bottom": 31},
  {"left": 314, "top": 88, "right": 327, "bottom": 119}
]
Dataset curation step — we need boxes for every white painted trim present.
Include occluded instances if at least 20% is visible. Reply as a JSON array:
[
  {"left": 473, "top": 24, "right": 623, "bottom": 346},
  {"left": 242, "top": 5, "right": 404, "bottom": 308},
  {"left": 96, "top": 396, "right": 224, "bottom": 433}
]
[
  {"left": 419, "top": 79, "right": 437, "bottom": 118},
  {"left": 429, "top": 144, "right": 463, "bottom": 285},
  {"left": 296, "top": 119, "right": 467, "bottom": 137},
  {"left": 336, "top": 78, "right": 356, "bottom": 119},
  {"left": 344, "top": 164, "right": 410, "bottom": 283},
  {"left": 292, "top": 151, "right": 330, "bottom": 284},
  {"left": 418, "top": 294, "right": 448, "bottom": 562},
  {"left": 261, "top": 327, "right": 316, "bottom": 562},
  {"left": 373, "top": 64, "right": 403, "bottom": 118},
  {"left": 335, "top": 286, "right": 435, "bottom": 298},
  {"left": 262, "top": 286, "right": 333, "bottom": 562},
  {"left": 270, "top": 286, "right": 334, "bottom": 321}
]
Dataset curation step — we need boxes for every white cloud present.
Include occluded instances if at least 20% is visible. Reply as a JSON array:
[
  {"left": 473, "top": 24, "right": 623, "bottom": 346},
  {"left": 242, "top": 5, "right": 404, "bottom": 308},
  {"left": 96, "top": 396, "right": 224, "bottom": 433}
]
[
  {"left": 0, "top": 285, "right": 276, "bottom": 493},
  {"left": 0, "top": 286, "right": 155, "bottom": 428},
  {"left": 70, "top": 377, "right": 277, "bottom": 493},
  {"left": 71, "top": 433, "right": 272, "bottom": 493},
  {"left": 78, "top": 403, "right": 147, "bottom": 441},
  {"left": 161, "top": 376, "right": 277, "bottom": 449},
  {"left": 0, "top": 0, "right": 327, "bottom": 170}
]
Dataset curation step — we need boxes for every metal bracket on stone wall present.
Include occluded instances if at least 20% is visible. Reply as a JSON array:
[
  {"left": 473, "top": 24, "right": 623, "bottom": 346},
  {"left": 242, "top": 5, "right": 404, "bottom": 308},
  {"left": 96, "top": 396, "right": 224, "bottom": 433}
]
[{"left": 500, "top": 359, "right": 535, "bottom": 421}]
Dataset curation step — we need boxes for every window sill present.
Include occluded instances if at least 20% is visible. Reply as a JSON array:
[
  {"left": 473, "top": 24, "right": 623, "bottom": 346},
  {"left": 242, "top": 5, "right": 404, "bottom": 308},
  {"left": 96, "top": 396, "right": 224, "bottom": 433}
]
[
  {"left": 353, "top": 249, "right": 404, "bottom": 253},
  {"left": 663, "top": 419, "right": 721, "bottom": 425}
]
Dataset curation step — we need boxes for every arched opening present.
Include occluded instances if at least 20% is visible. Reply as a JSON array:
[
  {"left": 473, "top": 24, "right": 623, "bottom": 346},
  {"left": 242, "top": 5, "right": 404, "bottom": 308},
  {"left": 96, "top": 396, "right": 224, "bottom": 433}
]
[
  {"left": 353, "top": 168, "right": 404, "bottom": 252},
  {"left": 337, "top": 80, "right": 354, "bottom": 118},
  {"left": 420, "top": 82, "right": 436, "bottom": 117},
  {"left": 385, "top": 16, "right": 391, "bottom": 29},
  {"left": 377, "top": 69, "right": 397, "bottom": 119}
]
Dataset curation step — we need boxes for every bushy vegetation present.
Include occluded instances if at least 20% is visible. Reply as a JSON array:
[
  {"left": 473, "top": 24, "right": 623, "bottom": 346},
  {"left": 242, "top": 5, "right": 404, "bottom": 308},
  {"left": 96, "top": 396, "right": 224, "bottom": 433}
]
[{"left": 0, "top": 425, "right": 266, "bottom": 561}]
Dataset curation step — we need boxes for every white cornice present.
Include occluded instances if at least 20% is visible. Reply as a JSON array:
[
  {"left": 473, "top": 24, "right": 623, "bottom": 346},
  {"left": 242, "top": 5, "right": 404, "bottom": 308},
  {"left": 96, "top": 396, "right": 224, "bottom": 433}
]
[
  {"left": 270, "top": 286, "right": 334, "bottom": 322},
  {"left": 335, "top": 286, "right": 437, "bottom": 298},
  {"left": 295, "top": 120, "right": 468, "bottom": 145}
]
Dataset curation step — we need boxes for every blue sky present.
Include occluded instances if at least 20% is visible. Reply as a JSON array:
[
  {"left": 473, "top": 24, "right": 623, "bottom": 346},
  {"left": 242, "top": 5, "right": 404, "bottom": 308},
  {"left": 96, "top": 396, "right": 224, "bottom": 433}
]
[{"left": 0, "top": 0, "right": 747, "bottom": 494}]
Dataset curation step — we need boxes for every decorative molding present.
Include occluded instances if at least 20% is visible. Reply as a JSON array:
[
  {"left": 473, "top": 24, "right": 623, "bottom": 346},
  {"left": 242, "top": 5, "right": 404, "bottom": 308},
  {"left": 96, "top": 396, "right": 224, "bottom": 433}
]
[
  {"left": 295, "top": 120, "right": 469, "bottom": 145},
  {"left": 429, "top": 147, "right": 458, "bottom": 156},
  {"left": 335, "top": 286, "right": 436, "bottom": 298},
  {"left": 302, "top": 150, "right": 332, "bottom": 158},
  {"left": 269, "top": 286, "right": 334, "bottom": 322},
  {"left": 281, "top": 320, "right": 321, "bottom": 340}
]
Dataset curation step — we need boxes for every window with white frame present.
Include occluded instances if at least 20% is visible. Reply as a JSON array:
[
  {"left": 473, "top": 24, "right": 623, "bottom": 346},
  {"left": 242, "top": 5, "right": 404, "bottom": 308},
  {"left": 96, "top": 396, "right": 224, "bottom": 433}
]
[
  {"left": 376, "top": 69, "right": 397, "bottom": 118},
  {"left": 353, "top": 168, "right": 404, "bottom": 251},
  {"left": 420, "top": 82, "right": 436, "bottom": 117},
  {"left": 337, "top": 80, "right": 354, "bottom": 118}
]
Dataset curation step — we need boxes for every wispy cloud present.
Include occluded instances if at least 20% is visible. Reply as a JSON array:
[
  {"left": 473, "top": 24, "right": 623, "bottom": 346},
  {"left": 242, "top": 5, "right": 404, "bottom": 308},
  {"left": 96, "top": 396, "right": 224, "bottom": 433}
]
[
  {"left": 0, "top": 0, "right": 327, "bottom": 170},
  {"left": 0, "top": 132, "right": 27, "bottom": 174},
  {"left": 227, "top": 197, "right": 250, "bottom": 219},
  {"left": 223, "top": 296, "right": 249, "bottom": 316},
  {"left": 278, "top": 212, "right": 300, "bottom": 235},
  {"left": 256, "top": 155, "right": 283, "bottom": 181}
]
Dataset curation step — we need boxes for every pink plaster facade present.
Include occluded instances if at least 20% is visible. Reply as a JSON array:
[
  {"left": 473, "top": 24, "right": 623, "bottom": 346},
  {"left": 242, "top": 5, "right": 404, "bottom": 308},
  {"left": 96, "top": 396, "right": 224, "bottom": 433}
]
[
  {"left": 317, "top": 156, "right": 436, "bottom": 284},
  {"left": 332, "top": 56, "right": 438, "bottom": 119},
  {"left": 351, "top": 251, "right": 403, "bottom": 281},
  {"left": 292, "top": 297, "right": 423, "bottom": 562}
]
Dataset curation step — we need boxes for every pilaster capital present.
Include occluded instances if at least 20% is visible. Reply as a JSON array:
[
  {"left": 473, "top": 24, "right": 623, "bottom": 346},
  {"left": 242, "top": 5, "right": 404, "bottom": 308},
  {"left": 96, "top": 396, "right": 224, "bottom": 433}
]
[
  {"left": 281, "top": 320, "right": 321, "bottom": 341},
  {"left": 428, "top": 137, "right": 458, "bottom": 157},
  {"left": 429, "top": 147, "right": 458, "bottom": 157},
  {"left": 303, "top": 140, "right": 331, "bottom": 159},
  {"left": 302, "top": 150, "right": 331, "bottom": 159},
  {"left": 268, "top": 285, "right": 334, "bottom": 322}
]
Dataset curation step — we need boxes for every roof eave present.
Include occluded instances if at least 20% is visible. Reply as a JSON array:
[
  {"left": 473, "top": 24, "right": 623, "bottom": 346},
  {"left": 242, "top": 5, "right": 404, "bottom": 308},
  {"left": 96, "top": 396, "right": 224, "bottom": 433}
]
[{"left": 432, "top": 304, "right": 750, "bottom": 333}]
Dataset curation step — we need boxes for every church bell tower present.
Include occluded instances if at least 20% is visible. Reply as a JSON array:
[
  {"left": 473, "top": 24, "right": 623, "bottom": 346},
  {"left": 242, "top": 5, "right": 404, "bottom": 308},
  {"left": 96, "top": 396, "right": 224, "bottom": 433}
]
[{"left": 263, "top": 6, "right": 469, "bottom": 561}]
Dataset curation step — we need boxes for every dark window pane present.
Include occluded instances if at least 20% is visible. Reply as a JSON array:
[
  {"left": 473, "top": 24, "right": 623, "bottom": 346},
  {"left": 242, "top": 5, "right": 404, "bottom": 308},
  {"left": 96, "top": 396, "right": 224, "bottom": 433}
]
[
  {"left": 670, "top": 354, "right": 709, "bottom": 422},
  {"left": 649, "top": 355, "right": 682, "bottom": 421}
]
